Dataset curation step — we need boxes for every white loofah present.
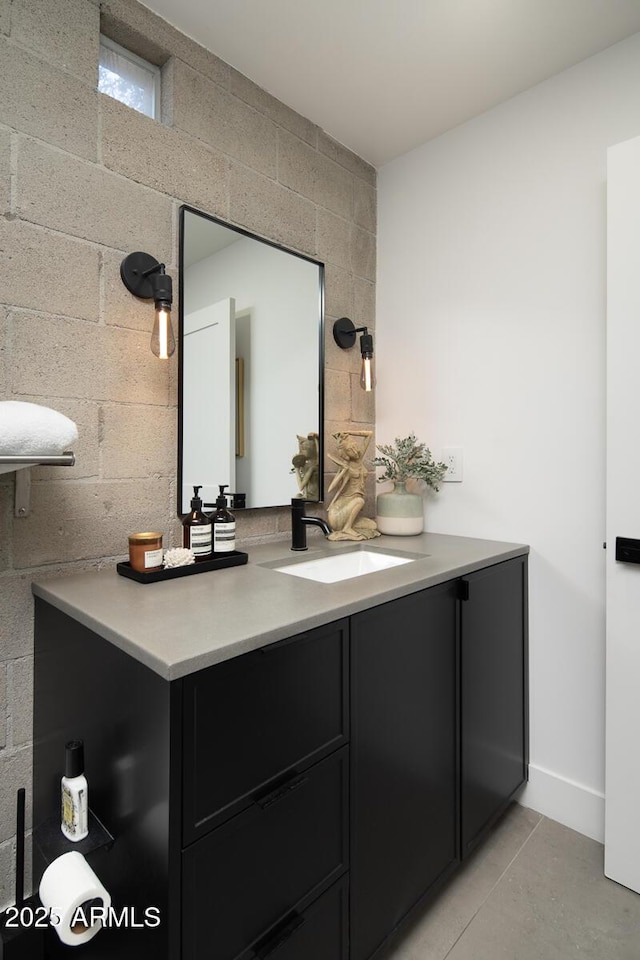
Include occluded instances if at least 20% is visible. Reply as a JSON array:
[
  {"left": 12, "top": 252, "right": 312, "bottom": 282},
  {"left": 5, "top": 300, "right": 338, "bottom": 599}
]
[{"left": 163, "top": 547, "right": 196, "bottom": 568}]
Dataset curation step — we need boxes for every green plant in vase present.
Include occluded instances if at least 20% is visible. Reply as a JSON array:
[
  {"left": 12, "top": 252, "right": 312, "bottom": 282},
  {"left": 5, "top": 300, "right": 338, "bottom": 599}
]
[{"left": 373, "top": 434, "right": 448, "bottom": 536}]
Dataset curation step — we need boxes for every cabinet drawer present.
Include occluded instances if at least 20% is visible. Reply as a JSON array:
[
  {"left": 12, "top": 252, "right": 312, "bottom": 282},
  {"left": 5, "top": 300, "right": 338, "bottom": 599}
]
[
  {"left": 182, "top": 747, "right": 349, "bottom": 960},
  {"left": 238, "top": 877, "right": 348, "bottom": 960},
  {"left": 182, "top": 619, "right": 348, "bottom": 843}
]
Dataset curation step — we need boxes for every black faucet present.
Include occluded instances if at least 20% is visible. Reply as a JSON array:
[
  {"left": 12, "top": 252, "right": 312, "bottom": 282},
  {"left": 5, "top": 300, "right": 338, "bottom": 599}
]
[{"left": 291, "top": 498, "right": 331, "bottom": 551}]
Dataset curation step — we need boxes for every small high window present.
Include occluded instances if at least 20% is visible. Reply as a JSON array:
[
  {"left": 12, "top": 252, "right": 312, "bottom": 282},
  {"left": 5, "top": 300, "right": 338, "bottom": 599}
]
[{"left": 98, "top": 36, "right": 161, "bottom": 120}]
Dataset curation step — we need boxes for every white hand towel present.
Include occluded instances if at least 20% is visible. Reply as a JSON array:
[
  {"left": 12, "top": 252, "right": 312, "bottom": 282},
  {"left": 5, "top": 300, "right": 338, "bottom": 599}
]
[{"left": 0, "top": 401, "right": 78, "bottom": 457}]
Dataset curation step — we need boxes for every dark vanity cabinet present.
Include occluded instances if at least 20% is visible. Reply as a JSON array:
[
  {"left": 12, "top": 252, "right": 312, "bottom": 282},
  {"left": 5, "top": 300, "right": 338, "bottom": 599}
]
[{"left": 32, "top": 555, "right": 527, "bottom": 960}]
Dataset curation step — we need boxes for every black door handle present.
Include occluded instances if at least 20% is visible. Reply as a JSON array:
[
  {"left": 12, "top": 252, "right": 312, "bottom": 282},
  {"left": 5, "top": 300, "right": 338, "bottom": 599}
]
[{"left": 616, "top": 537, "right": 640, "bottom": 564}]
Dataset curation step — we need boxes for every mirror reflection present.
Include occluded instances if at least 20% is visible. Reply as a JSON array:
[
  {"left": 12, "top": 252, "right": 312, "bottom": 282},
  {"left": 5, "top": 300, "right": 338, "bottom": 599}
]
[{"left": 179, "top": 207, "right": 324, "bottom": 514}]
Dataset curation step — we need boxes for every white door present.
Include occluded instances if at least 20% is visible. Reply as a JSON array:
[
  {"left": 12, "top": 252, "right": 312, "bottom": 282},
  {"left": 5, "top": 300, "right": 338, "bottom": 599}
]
[
  {"left": 182, "top": 297, "right": 236, "bottom": 513},
  {"left": 605, "top": 134, "right": 640, "bottom": 893}
]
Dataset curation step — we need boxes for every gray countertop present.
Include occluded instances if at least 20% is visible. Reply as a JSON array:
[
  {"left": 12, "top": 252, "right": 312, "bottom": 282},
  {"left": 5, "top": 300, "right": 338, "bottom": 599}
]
[{"left": 32, "top": 533, "right": 528, "bottom": 681}]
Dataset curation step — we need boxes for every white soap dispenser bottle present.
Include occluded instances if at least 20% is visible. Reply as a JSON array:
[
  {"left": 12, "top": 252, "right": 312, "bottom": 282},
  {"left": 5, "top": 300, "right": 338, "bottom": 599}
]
[{"left": 61, "top": 739, "right": 89, "bottom": 841}]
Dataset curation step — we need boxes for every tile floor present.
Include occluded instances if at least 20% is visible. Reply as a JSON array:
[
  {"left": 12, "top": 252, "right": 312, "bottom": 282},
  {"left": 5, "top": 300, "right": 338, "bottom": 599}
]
[{"left": 385, "top": 804, "right": 640, "bottom": 960}]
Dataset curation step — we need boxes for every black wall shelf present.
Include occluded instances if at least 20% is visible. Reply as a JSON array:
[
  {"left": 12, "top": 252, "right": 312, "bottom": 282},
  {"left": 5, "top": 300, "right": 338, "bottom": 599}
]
[{"left": 33, "top": 810, "right": 114, "bottom": 867}]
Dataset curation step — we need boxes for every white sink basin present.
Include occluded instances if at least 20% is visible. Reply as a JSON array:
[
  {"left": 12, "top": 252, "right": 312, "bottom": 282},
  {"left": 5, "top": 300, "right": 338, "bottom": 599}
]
[{"left": 274, "top": 549, "right": 415, "bottom": 584}]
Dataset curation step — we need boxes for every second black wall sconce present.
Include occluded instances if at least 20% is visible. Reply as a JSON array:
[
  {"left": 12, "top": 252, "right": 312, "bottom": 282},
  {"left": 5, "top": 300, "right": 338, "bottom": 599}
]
[{"left": 333, "top": 317, "right": 376, "bottom": 392}]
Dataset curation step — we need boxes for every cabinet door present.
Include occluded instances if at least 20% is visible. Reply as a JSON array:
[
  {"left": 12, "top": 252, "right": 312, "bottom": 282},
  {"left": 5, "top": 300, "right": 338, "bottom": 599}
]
[
  {"left": 351, "top": 582, "right": 458, "bottom": 960},
  {"left": 182, "top": 619, "right": 348, "bottom": 843},
  {"left": 460, "top": 556, "right": 528, "bottom": 857}
]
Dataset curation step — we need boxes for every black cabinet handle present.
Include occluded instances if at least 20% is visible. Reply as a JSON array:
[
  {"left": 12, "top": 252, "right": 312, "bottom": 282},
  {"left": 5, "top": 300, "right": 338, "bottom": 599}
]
[
  {"left": 458, "top": 579, "right": 470, "bottom": 601},
  {"left": 253, "top": 912, "right": 305, "bottom": 958},
  {"left": 253, "top": 773, "right": 308, "bottom": 809}
]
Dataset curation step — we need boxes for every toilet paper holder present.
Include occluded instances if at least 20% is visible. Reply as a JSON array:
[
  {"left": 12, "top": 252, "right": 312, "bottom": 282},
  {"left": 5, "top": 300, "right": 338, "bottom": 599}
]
[
  {"left": 0, "top": 777, "right": 116, "bottom": 959},
  {"left": 0, "top": 796, "right": 115, "bottom": 958}
]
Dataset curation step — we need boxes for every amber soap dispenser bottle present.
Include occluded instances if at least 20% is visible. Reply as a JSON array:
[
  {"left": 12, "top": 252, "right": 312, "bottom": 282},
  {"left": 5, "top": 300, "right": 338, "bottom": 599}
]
[
  {"left": 182, "top": 485, "right": 212, "bottom": 560},
  {"left": 210, "top": 485, "right": 236, "bottom": 553}
]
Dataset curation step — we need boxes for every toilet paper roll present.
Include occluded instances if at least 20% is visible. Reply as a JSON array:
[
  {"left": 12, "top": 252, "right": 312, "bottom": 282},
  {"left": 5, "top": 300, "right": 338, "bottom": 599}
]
[{"left": 39, "top": 851, "right": 111, "bottom": 947}]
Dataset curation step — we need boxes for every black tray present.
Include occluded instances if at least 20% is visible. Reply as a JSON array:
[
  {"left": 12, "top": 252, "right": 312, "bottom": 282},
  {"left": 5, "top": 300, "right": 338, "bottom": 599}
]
[{"left": 117, "top": 551, "right": 248, "bottom": 583}]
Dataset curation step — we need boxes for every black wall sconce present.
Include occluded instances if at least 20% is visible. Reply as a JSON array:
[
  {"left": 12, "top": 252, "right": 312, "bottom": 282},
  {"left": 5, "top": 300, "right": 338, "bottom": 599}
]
[
  {"left": 120, "top": 252, "right": 175, "bottom": 359},
  {"left": 333, "top": 317, "right": 376, "bottom": 392}
]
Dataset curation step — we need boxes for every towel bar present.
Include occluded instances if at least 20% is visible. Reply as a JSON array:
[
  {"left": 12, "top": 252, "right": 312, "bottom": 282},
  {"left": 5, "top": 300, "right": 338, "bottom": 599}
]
[{"left": 0, "top": 452, "right": 76, "bottom": 517}]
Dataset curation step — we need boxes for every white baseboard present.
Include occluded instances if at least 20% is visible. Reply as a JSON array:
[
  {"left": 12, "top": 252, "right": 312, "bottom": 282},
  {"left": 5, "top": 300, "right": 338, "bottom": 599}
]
[{"left": 519, "top": 763, "right": 605, "bottom": 843}]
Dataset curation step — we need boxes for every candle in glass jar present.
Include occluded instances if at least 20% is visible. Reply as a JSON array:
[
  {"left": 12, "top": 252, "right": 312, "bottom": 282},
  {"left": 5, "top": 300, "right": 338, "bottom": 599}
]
[{"left": 128, "top": 532, "right": 163, "bottom": 572}]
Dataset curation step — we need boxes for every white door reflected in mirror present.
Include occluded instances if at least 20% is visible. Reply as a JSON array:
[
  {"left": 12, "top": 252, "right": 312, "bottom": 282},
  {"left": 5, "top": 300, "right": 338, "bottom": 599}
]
[{"left": 182, "top": 297, "right": 236, "bottom": 508}]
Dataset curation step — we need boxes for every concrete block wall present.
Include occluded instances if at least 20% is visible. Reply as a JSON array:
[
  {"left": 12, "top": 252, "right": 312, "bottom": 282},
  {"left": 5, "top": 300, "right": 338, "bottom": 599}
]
[{"left": 0, "top": 0, "right": 376, "bottom": 907}]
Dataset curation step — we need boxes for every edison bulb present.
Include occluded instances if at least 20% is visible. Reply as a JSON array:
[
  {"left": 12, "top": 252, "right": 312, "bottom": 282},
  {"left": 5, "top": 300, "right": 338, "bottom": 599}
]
[
  {"left": 360, "top": 354, "right": 375, "bottom": 392},
  {"left": 151, "top": 305, "right": 176, "bottom": 360}
]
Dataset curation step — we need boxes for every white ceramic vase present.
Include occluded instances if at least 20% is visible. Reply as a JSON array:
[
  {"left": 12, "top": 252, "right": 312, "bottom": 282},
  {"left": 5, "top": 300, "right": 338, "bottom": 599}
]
[{"left": 375, "top": 480, "right": 424, "bottom": 536}]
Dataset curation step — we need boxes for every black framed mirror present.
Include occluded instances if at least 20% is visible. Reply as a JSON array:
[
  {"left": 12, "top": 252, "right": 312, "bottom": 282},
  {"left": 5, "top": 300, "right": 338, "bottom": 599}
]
[{"left": 178, "top": 206, "right": 325, "bottom": 514}]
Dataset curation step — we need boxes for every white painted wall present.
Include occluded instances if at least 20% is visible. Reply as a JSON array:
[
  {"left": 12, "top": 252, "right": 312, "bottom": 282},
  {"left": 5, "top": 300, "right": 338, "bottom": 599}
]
[
  {"left": 376, "top": 31, "right": 640, "bottom": 842},
  {"left": 604, "top": 133, "right": 640, "bottom": 892}
]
